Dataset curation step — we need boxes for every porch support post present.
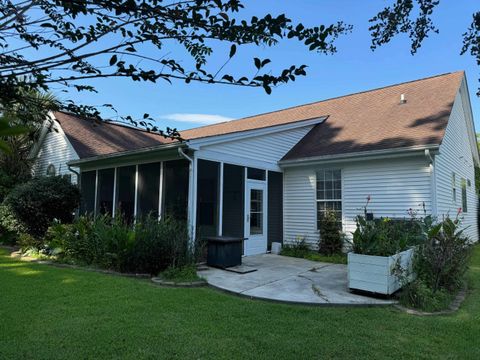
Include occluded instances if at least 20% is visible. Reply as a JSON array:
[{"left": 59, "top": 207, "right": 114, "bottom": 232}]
[
  {"left": 186, "top": 154, "right": 198, "bottom": 245},
  {"left": 94, "top": 169, "right": 99, "bottom": 216},
  {"left": 112, "top": 167, "right": 117, "bottom": 218},
  {"left": 133, "top": 164, "right": 139, "bottom": 221},
  {"left": 158, "top": 161, "right": 164, "bottom": 220},
  {"left": 218, "top": 162, "right": 224, "bottom": 236}
]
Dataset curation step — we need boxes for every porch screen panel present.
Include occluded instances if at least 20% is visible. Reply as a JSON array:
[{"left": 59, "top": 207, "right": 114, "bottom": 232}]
[
  {"left": 164, "top": 159, "right": 189, "bottom": 220},
  {"left": 196, "top": 159, "right": 219, "bottom": 237},
  {"left": 80, "top": 170, "right": 96, "bottom": 215},
  {"left": 222, "top": 164, "right": 244, "bottom": 237},
  {"left": 137, "top": 162, "right": 160, "bottom": 218},
  {"left": 116, "top": 165, "right": 136, "bottom": 223},
  {"left": 97, "top": 168, "right": 115, "bottom": 215},
  {"left": 268, "top": 171, "right": 283, "bottom": 249}
]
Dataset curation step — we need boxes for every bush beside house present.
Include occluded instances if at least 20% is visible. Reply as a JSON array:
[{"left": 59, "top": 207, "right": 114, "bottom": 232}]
[
  {"left": 46, "top": 215, "right": 196, "bottom": 276},
  {"left": 3, "top": 176, "right": 80, "bottom": 240}
]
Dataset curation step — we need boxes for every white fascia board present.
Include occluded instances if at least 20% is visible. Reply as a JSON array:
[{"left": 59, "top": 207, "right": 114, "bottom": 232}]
[
  {"left": 195, "top": 149, "right": 281, "bottom": 172},
  {"left": 28, "top": 112, "right": 55, "bottom": 159},
  {"left": 279, "top": 144, "right": 440, "bottom": 168},
  {"left": 459, "top": 76, "right": 480, "bottom": 165},
  {"left": 68, "top": 142, "right": 185, "bottom": 167},
  {"left": 187, "top": 116, "right": 327, "bottom": 149}
]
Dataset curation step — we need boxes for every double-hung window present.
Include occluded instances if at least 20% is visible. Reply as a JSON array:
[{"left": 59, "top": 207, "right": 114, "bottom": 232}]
[{"left": 316, "top": 169, "right": 342, "bottom": 229}]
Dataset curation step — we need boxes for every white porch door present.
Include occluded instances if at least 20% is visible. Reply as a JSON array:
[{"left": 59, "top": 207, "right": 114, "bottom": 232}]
[{"left": 244, "top": 180, "right": 267, "bottom": 256}]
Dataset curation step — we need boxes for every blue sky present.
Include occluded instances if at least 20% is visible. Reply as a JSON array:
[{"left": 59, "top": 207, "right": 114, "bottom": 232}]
[{"left": 65, "top": 1, "right": 480, "bottom": 131}]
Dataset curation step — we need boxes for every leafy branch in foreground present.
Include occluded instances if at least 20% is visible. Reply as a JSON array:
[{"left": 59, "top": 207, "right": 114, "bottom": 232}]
[
  {"left": 0, "top": 0, "right": 351, "bottom": 137},
  {"left": 369, "top": 1, "right": 480, "bottom": 94}
]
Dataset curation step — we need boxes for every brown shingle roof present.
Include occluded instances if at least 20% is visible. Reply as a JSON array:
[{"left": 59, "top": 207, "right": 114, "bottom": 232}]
[
  {"left": 281, "top": 71, "right": 463, "bottom": 160},
  {"left": 57, "top": 71, "right": 464, "bottom": 160},
  {"left": 54, "top": 111, "right": 175, "bottom": 158}
]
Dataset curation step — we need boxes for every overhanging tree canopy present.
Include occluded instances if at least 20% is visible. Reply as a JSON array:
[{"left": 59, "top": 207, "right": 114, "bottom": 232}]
[{"left": 0, "top": 0, "right": 350, "bottom": 137}]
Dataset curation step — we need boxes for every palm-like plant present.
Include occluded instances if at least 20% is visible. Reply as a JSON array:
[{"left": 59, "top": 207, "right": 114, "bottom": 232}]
[{"left": 0, "top": 90, "right": 60, "bottom": 200}]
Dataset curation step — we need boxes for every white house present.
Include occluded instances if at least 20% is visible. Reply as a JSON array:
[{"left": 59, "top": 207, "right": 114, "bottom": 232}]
[{"left": 32, "top": 71, "right": 480, "bottom": 254}]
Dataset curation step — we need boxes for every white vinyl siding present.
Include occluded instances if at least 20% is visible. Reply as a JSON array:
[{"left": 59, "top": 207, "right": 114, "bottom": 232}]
[
  {"left": 283, "top": 157, "right": 432, "bottom": 248},
  {"left": 434, "top": 84, "right": 478, "bottom": 241},
  {"left": 33, "top": 121, "right": 79, "bottom": 183},
  {"left": 202, "top": 126, "right": 314, "bottom": 165}
]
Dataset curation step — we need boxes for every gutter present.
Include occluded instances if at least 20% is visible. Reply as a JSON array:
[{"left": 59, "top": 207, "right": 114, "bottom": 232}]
[
  {"left": 279, "top": 144, "right": 440, "bottom": 168},
  {"left": 67, "top": 141, "right": 186, "bottom": 167}
]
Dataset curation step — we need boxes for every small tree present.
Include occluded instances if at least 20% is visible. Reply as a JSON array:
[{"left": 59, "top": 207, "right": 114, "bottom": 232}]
[
  {"left": 318, "top": 209, "right": 343, "bottom": 255},
  {"left": 4, "top": 176, "right": 80, "bottom": 239}
]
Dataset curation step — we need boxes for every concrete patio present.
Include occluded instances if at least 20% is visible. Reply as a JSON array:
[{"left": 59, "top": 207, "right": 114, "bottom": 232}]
[{"left": 198, "top": 254, "right": 396, "bottom": 306}]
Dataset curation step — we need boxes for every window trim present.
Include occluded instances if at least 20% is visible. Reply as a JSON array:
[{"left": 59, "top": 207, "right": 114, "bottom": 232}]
[
  {"left": 315, "top": 168, "right": 343, "bottom": 231},
  {"left": 461, "top": 177, "right": 468, "bottom": 213},
  {"left": 46, "top": 164, "right": 56, "bottom": 176}
]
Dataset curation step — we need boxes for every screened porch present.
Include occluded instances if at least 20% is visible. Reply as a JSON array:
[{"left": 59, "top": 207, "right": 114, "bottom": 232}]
[{"left": 78, "top": 156, "right": 283, "bottom": 255}]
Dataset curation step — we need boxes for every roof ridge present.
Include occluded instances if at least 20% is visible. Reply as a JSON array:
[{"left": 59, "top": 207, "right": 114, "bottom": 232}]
[{"left": 181, "top": 71, "right": 463, "bottom": 132}]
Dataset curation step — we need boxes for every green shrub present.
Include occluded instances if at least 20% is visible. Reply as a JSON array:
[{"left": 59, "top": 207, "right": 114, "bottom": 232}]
[
  {"left": 125, "top": 216, "right": 192, "bottom": 275},
  {"left": 47, "top": 215, "right": 195, "bottom": 275},
  {"left": 399, "top": 279, "right": 452, "bottom": 312},
  {"left": 281, "top": 236, "right": 310, "bottom": 258},
  {"left": 4, "top": 176, "right": 80, "bottom": 239},
  {"left": 398, "top": 216, "right": 471, "bottom": 312},
  {"left": 318, "top": 209, "right": 343, "bottom": 255},
  {"left": 0, "top": 204, "right": 26, "bottom": 244},
  {"left": 352, "top": 215, "right": 424, "bottom": 256},
  {"left": 414, "top": 216, "right": 472, "bottom": 293},
  {"left": 160, "top": 264, "right": 200, "bottom": 282}
]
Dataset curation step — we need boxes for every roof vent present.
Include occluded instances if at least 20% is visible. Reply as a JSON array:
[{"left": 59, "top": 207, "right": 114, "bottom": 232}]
[{"left": 400, "top": 93, "right": 407, "bottom": 104}]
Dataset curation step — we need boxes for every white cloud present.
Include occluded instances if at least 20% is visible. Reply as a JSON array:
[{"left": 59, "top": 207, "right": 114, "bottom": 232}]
[{"left": 161, "top": 113, "right": 234, "bottom": 125}]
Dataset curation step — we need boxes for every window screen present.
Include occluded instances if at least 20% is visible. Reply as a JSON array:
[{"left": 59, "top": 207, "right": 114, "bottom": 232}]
[
  {"left": 222, "top": 164, "right": 244, "bottom": 237},
  {"left": 247, "top": 167, "right": 265, "bottom": 180},
  {"left": 97, "top": 168, "right": 115, "bottom": 215},
  {"left": 116, "top": 165, "right": 136, "bottom": 223},
  {"left": 196, "top": 160, "right": 219, "bottom": 237},
  {"left": 164, "top": 160, "right": 189, "bottom": 220},
  {"left": 80, "top": 170, "right": 96, "bottom": 215},
  {"left": 137, "top": 162, "right": 160, "bottom": 218}
]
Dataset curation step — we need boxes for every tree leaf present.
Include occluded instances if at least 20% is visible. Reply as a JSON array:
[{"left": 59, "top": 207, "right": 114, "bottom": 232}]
[
  {"left": 109, "top": 54, "right": 118, "bottom": 66},
  {"left": 254, "top": 57, "right": 261, "bottom": 69},
  {"left": 229, "top": 44, "right": 237, "bottom": 58}
]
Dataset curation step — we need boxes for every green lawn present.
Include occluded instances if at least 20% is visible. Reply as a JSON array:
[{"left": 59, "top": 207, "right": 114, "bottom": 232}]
[{"left": 0, "top": 247, "right": 479, "bottom": 360}]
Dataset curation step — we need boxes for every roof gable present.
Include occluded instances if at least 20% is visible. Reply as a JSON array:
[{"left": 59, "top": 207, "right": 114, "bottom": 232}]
[{"left": 282, "top": 71, "right": 463, "bottom": 161}]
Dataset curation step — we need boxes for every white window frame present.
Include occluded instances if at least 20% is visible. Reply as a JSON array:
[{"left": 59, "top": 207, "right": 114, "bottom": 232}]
[{"left": 315, "top": 168, "right": 343, "bottom": 231}]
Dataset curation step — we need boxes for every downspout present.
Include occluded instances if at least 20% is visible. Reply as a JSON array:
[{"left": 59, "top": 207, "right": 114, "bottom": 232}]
[
  {"left": 425, "top": 149, "right": 437, "bottom": 217},
  {"left": 68, "top": 165, "right": 80, "bottom": 185},
  {"left": 178, "top": 147, "right": 197, "bottom": 246}
]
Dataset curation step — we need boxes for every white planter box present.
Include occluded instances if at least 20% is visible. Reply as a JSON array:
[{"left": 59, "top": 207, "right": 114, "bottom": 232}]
[{"left": 347, "top": 248, "right": 414, "bottom": 295}]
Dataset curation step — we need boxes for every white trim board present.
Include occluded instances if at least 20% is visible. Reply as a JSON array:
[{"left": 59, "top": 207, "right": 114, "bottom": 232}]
[{"left": 187, "top": 117, "right": 327, "bottom": 148}]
